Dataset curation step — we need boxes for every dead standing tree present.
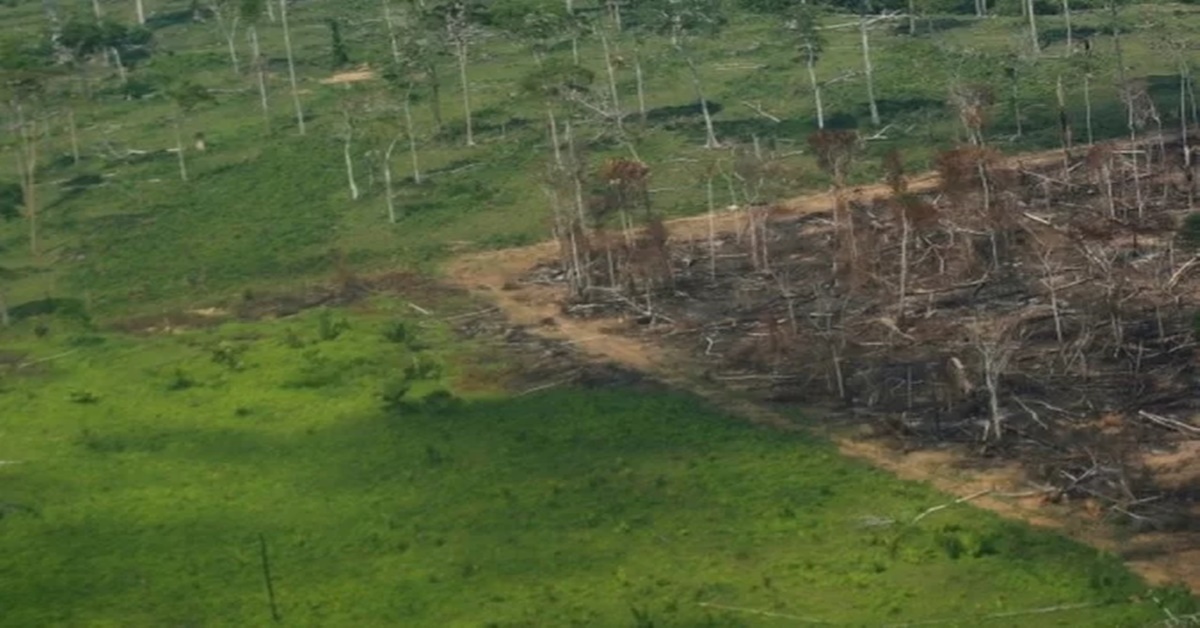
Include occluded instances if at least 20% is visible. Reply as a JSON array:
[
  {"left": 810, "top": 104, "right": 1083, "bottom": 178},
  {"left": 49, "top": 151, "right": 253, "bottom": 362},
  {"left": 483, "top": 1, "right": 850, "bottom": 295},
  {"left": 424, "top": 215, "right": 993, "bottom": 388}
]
[
  {"left": 948, "top": 83, "right": 993, "bottom": 147},
  {"left": 968, "top": 317, "right": 1017, "bottom": 443},
  {"left": 730, "top": 144, "right": 801, "bottom": 272},
  {"left": 935, "top": 145, "right": 1007, "bottom": 274},
  {"left": 809, "top": 130, "right": 860, "bottom": 281}
]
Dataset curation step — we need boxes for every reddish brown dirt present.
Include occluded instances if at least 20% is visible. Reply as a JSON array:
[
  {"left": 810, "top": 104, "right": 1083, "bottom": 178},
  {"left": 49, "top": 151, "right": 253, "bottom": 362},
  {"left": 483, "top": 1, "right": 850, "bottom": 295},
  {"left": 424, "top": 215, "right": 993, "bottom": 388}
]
[{"left": 444, "top": 142, "right": 1200, "bottom": 594}]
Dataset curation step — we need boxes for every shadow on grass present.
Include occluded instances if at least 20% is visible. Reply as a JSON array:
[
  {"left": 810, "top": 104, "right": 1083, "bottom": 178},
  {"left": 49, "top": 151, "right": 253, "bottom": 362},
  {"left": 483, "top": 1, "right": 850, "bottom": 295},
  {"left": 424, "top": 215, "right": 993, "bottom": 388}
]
[{"left": 144, "top": 8, "right": 198, "bottom": 31}]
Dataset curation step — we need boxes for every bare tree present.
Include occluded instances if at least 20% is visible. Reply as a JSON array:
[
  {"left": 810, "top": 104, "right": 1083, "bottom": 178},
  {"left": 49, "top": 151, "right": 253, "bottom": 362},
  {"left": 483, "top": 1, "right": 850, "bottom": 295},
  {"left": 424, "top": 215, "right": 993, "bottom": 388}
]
[
  {"left": 1061, "top": 0, "right": 1072, "bottom": 52},
  {"left": 166, "top": 81, "right": 215, "bottom": 183},
  {"left": 810, "top": 130, "right": 861, "bottom": 277},
  {"left": 207, "top": 0, "right": 242, "bottom": 75},
  {"left": 645, "top": 0, "right": 725, "bottom": 148},
  {"left": 969, "top": 319, "right": 1015, "bottom": 442},
  {"left": 243, "top": 0, "right": 270, "bottom": 128},
  {"left": 339, "top": 104, "right": 360, "bottom": 201},
  {"left": 279, "top": 0, "right": 305, "bottom": 135},
  {"left": 8, "top": 99, "right": 42, "bottom": 256},
  {"left": 441, "top": 0, "right": 480, "bottom": 146},
  {"left": 858, "top": 0, "right": 881, "bottom": 127},
  {"left": 787, "top": 4, "right": 826, "bottom": 129}
]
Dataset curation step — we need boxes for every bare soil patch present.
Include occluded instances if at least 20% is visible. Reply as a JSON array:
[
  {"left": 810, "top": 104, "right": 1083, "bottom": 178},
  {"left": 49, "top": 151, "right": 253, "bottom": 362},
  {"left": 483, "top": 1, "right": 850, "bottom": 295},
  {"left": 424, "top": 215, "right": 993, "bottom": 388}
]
[
  {"left": 108, "top": 270, "right": 458, "bottom": 334},
  {"left": 319, "top": 65, "right": 377, "bottom": 85}
]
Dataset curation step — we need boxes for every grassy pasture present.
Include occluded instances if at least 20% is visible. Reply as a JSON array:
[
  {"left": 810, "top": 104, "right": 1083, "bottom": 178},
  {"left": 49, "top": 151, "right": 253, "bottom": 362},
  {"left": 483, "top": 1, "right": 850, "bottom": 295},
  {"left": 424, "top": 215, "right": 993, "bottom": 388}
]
[
  {"left": 0, "top": 302, "right": 1191, "bottom": 626},
  {"left": 3, "top": 1, "right": 1200, "bottom": 314}
]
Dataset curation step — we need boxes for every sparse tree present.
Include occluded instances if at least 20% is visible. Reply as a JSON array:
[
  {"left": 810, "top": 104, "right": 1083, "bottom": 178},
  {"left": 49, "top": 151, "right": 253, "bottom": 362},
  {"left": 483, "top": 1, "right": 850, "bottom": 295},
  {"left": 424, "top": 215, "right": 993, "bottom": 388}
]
[
  {"left": 858, "top": 0, "right": 881, "bottom": 127},
  {"left": 810, "top": 129, "right": 860, "bottom": 276},
  {"left": 242, "top": 0, "right": 270, "bottom": 128},
  {"left": 436, "top": 0, "right": 487, "bottom": 146},
  {"left": 2, "top": 72, "right": 48, "bottom": 256},
  {"left": 948, "top": 83, "right": 992, "bottom": 147},
  {"left": 278, "top": 0, "right": 305, "bottom": 134},
  {"left": 787, "top": 4, "right": 826, "bottom": 129},
  {"left": 337, "top": 101, "right": 360, "bottom": 201},
  {"left": 166, "top": 80, "right": 215, "bottom": 182},
  {"left": 206, "top": 0, "right": 242, "bottom": 75},
  {"left": 521, "top": 59, "right": 594, "bottom": 169},
  {"left": 644, "top": 0, "right": 725, "bottom": 148},
  {"left": 383, "top": 53, "right": 432, "bottom": 185},
  {"left": 969, "top": 319, "right": 1015, "bottom": 442},
  {"left": 1061, "top": 0, "right": 1072, "bottom": 53}
]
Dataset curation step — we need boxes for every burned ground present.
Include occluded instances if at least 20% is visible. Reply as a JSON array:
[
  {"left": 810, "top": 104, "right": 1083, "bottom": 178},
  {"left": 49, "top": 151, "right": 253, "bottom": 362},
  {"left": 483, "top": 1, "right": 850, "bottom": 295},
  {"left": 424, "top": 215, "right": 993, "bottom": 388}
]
[{"left": 534, "top": 137, "right": 1200, "bottom": 535}]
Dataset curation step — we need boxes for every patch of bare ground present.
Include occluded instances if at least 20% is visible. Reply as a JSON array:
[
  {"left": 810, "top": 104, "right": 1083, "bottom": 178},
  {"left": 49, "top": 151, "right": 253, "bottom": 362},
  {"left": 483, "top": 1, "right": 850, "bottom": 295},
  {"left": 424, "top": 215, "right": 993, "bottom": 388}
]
[
  {"left": 107, "top": 270, "right": 458, "bottom": 335},
  {"left": 445, "top": 134, "right": 1200, "bottom": 594},
  {"left": 319, "top": 65, "right": 376, "bottom": 85}
]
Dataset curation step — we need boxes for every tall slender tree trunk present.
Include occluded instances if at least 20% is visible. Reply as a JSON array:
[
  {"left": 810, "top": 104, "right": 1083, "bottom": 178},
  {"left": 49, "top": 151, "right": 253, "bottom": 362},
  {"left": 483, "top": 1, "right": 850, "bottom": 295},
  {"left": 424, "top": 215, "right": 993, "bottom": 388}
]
[
  {"left": 403, "top": 92, "right": 421, "bottom": 183},
  {"left": 1084, "top": 72, "right": 1094, "bottom": 144},
  {"left": 135, "top": 0, "right": 146, "bottom": 25},
  {"left": 607, "top": 0, "right": 622, "bottom": 31},
  {"left": 428, "top": 64, "right": 444, "bottom": 133},
  {"left": 634, "top": 52, "right": 647, "bottom": 126},
  {"left": 14, "top": 107, "right": 39, "bottom": 257},
  {"left": 219, "top": 12, "right": 242, "bottom": 75},
  {"left": 383, "top": 138, "right": 399, "bottom": 223},
  {"left": 455, "top": 40, "right": 474, "bottom": 146},
  {"left": 43, "top": 0, "right": 61, "bottom": 39},
  {"left": 1056, "top": 74, "right": 1071, "bottom": 152},
  {"left": 342, "top": 110, "right": 360, "bottom": 201},
  {"left": 249, "top": 26, "right": 270, "bottom": 129},
  {"left": 546, "top": 106, "right": 563, "bottom": 167},
  {"left": 899, "top": 213, "right": 910, "bottom": 316},
  {"left": 383, "top": 0, "right": 401, "bottom": 64},
  {"left": 806, "top": 49, "right": 824, "bottom": 129},
  {"left": 67, "top": 107, "right": 80, "bottom": 163},
  {"left": 859, "top": 6, "right": 881, "bottom": 127},
  {"left": 1025, "top": 0, "right": 1038, "bottom": 55},
  {"left": 565, "top": 120, "right": 591, "bottom": 292},
  {"left": 1181, "top": 64, "right": 1191, "bottom": 173},
  {"left": 1061, "top": 0, "right": 1072, "bottom": 53},
  {"left": 111, "top": 47, "right": 128, "bottom": 85},
  {"left": 679, "top": 47, "right": 718, "bottom": 148},
  {"left": 266, "top": 0, "right": 275, "bottom": 22},
  {"left": 1011, "top": 73, "right": 1023, "bottom": 137},
  {"left": 1110, "top": 1, "right": 1126, "bottom": 87},
  {"left": 280, "top": 0, "right": 306, "bottom": 135},
  {"left": 907, "top": 0, "right": 916, "bottom": 35},
  {"left": 706, "top": 174, "right": 716, "bottom": 281},
  {"left": 91, "top": 0, "right": 102, "bottom": 19},
  {"left": 599, "top": 30, "right": 622, "bottom": 129},
  {"left": 173, "top": 118, "right": 188, "bottom": 182}
]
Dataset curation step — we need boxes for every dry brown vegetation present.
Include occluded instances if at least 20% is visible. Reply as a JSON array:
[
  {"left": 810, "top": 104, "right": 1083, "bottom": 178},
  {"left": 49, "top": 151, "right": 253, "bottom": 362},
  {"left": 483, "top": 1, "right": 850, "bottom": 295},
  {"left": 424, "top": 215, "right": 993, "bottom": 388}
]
[{"left": 534, "top": 135, "right": 1200, "bottom": 536}]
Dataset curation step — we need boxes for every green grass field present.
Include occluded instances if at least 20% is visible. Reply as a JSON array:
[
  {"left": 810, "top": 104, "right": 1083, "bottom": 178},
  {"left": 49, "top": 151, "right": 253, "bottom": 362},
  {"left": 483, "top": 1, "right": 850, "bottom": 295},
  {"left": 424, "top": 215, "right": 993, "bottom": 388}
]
[
  {"left": 2, "top": 0, "right": 1200, "bottom": 624},
  {"left": 0, "top": 302, "right": 1192, "bottom": 626},
  {"left": 4, "top": 0, "right": 1200, "bottom": 313}
]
